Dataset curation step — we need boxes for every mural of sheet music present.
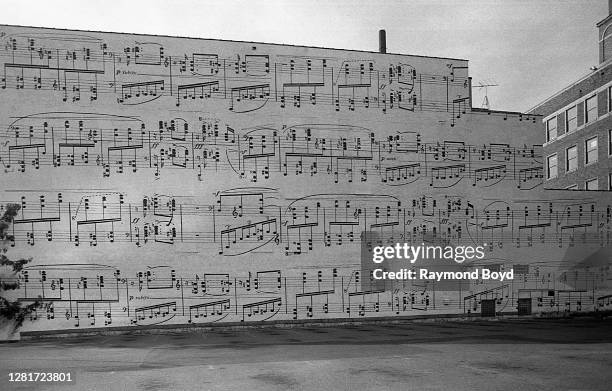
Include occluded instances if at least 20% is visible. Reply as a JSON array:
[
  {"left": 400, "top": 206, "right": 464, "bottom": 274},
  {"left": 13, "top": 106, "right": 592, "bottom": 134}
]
[{"left": 0, "top": 24, "right": 610, "bottom": 336}]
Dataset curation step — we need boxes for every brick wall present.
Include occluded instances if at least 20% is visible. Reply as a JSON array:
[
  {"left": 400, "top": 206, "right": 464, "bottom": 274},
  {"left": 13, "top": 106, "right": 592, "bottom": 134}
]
[
  {"left": 529, "top": 62, "right": 612, "bottom": 117},
  {"left": 544, "top": 117, "right": 612, "bottom": 190}
]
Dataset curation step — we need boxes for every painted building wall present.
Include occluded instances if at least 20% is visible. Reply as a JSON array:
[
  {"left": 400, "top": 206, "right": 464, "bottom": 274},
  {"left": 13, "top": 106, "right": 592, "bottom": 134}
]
[{"left": 0, "top": 25, "right": 610, "bottom": 335}]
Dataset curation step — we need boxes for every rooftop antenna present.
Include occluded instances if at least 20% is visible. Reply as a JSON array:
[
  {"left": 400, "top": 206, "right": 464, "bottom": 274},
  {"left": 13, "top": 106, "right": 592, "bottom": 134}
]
[{"left": 473, "top": 80, "right": 499, "bottom": 109}]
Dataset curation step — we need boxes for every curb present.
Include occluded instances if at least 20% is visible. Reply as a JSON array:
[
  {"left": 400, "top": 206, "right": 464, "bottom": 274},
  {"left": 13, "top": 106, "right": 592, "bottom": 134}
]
[{"left": 18, "top": 310, "right": 612, "bottom": 341}]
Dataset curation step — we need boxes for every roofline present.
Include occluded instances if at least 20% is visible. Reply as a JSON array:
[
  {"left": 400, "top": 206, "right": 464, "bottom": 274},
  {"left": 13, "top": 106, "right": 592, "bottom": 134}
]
[
  {"left": 0, "top": 23, "right": 470, "bottom": 63},
  {"left": 525, "top": 59, "right": 612, "bottom": 114},
  {"left": 471, "top": 107, "right": 542, "bottom": 117}
]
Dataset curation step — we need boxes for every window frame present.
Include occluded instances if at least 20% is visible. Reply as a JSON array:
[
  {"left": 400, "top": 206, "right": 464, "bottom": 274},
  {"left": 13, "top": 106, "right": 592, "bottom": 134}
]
[
  {"left": 546, "top": 117, "right": 557, "bottom": 142},
  {"left": 565, "top": 105, "right": 578, "bottom": 133},
  {"left": 585, "top": 95, "right": 597, "bottom": 124},
  {"left": 585, "top": 135, "right": 598, "bottom": 165},
  {"left": 565, "top": 145, "right": 578, "bottom": 173},
  {"left": 586, "top": 177, "right": 598, "bottom": 191},
  {"left": 546, "top": 153, "right": 558, "bottom": 180}
]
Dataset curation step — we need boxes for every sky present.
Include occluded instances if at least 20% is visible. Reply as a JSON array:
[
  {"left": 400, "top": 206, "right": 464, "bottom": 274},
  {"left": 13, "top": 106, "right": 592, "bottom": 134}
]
[{"left": 0, "top": 0, "right": 607, "bottom": 112}]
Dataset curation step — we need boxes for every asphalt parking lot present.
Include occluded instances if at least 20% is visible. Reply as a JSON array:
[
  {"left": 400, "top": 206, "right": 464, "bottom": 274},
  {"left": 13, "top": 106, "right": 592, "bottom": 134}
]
[{"left": 1, "top": 318, "right": 612, "bottom": 390}]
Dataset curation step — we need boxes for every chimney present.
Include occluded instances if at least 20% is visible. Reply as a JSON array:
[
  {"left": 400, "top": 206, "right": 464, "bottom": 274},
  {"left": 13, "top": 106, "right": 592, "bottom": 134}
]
[{"left": 379, "top": 29, "right": 386, "bottom": 54}]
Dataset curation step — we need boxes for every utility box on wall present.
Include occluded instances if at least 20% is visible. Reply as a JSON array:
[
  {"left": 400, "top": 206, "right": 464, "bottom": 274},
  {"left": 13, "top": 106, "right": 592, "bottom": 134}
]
[
  {"left": 517, "top": 298, "right": 532, "bottom": 316},
  {"left": 481, "top": 300, "right": 496, "bottom": 317}
]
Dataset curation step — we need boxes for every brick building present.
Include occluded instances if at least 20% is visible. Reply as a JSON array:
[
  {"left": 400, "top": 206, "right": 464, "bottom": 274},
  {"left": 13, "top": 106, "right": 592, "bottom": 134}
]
[{"left": 529, "top": 2, "right": 612, "bottom": 191}]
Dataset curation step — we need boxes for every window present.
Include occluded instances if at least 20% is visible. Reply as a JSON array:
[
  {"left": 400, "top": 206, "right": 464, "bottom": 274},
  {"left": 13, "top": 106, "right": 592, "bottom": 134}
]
[
  {"left": 547, "top": 154, "right": 558, "bottom": 179},
  {"left": 604, "top": 25, "right": 612, "bottom": 63},
  {"left": 609, "top": 173, "right": 612, "bottom": 191},
  {"left": 566, "top": 106, "right": 577, "bottom": 133},
  {"left": 609, "top": 86, "right": 612, "bottom": 112},
  {"left": 586, "top": 178, "right": 598, "bottom": 190},
  {"left": 585, "top": 96, "right": 597, "bottom": 123},
  {"left": 585, "top": 136, "right": 598, "bottom": 165},
  {"left": 609, "top": 129, "right": 612, "bottom": 156},
  {"left": 566, "top": 145, "right": 578, "bottom": 172},
  {"left": 566, "top": 184, "right": 578, "bottom": 190},
  {"left": 546, "top": 117, "right": 557, "bottom": 142}
]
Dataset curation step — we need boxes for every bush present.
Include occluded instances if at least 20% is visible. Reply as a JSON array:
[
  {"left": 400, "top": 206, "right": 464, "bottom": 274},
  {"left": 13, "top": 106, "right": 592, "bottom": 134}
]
[{"left": 0, "top": 204, "right": 41, "bottom": 331}]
